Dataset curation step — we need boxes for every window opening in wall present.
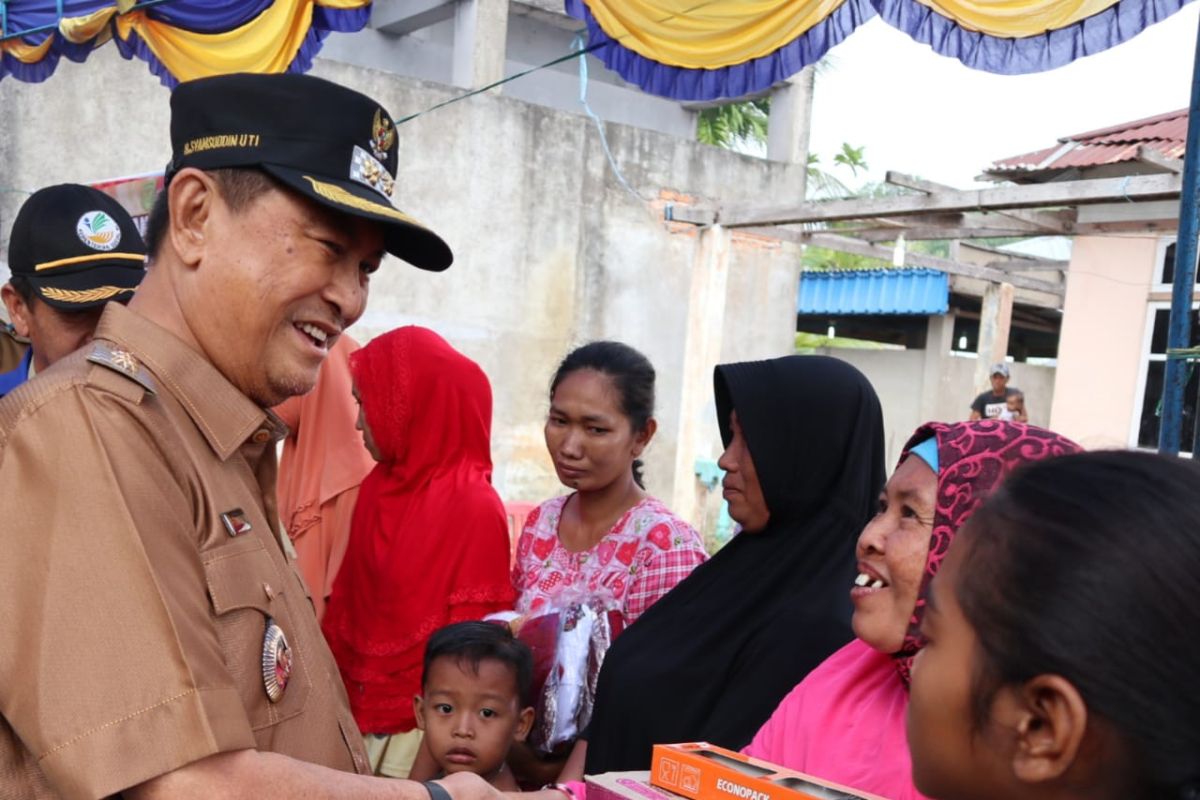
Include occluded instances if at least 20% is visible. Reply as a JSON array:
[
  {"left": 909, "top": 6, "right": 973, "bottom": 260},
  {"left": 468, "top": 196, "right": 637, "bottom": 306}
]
[{"left": 1135, "top": 304, "right": 1200, "bottom": 450}]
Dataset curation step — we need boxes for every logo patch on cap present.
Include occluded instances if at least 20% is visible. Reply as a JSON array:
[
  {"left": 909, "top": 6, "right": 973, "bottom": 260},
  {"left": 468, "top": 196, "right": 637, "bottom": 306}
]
[
  {"left": 371, "top": 109, "right": 396, "bottom": 161},
  {"left": 351, "top": 146, "right": 395, "bottom": 198},
  {"left": 76, "top": 211, "right": 121, "bottom": 252}
]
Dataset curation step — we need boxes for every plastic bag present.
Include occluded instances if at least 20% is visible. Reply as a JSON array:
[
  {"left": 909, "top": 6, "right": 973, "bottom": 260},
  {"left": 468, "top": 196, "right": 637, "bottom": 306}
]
[{"left": 517, "top": 586, "right": 625, "bottom": 755}]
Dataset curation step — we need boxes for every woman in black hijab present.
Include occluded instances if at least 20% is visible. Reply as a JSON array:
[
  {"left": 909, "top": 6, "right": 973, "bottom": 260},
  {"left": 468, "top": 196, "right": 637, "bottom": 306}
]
[{"left": 579, "top": 354, "right": 886, "bottom": 775}]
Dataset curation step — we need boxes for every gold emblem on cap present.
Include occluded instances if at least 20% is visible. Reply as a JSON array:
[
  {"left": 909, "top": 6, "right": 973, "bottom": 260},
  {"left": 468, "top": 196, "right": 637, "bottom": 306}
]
[
  {"left": 302, "top": 176, "right": 427, "bottom": 228},
  {"left": 371, "top": 109, "right": 396, "bottom": 161},
  {"left": 262, "top": 618, "right": 292, "bottom": 703},
  {"left": 40, "top": 285, "right": 135, "bottom": 304}
]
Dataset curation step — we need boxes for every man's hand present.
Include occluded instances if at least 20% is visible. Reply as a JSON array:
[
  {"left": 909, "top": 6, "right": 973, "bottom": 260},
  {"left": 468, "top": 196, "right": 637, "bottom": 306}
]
[{"left": 440, "top": 771, "right": 505, "bottom": 800}]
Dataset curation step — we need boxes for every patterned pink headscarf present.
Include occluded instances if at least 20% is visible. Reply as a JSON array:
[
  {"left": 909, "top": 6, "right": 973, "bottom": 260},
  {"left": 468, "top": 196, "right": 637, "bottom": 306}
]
[{"left": 892, "top": 420, "right": 1081, "bottom": 685}]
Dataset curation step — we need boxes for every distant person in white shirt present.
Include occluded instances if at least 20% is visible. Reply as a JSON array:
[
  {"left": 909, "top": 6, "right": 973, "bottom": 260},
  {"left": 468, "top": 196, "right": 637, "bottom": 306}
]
[{"left": 969, "top": 363, "right": 1027, "bottom": 422}]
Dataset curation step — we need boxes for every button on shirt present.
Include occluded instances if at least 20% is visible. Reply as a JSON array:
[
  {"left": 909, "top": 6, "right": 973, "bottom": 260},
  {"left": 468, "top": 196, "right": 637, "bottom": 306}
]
[{"left": 0, "top": 303, "right": 370, "bottom": 799}]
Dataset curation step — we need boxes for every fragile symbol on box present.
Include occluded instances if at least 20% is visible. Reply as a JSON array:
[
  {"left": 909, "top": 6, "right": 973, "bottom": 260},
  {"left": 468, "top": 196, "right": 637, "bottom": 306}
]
[
  {"left": 657, "top": 758, "right": 679, "bottom": 788},
  {"left": 680, "top": 765, "right": 701, "bottom": 794}
]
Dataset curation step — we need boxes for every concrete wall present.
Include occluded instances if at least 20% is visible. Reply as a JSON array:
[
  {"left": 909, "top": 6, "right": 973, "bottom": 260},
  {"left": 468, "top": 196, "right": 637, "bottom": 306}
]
[
  {"left": 0, "top": 48, "right": 805, "bottom": 518},
  {"left": 1049, "top": 235, "right": 1158, "bottom": 449},
  {"left": 819, "top": 344, "right": 1057, "bottom": 467}
]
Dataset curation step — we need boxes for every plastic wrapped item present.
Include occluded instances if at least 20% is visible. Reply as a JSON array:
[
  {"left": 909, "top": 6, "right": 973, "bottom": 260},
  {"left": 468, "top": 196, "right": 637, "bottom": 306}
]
[{"left": 517, "top": 588, "right": 625, "bottom": 755}]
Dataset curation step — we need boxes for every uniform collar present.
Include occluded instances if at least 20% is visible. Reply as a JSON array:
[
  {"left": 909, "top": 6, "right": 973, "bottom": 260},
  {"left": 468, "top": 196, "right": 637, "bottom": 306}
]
[{"left": 94, "top": 303, "right": 287, "bottom": 461}]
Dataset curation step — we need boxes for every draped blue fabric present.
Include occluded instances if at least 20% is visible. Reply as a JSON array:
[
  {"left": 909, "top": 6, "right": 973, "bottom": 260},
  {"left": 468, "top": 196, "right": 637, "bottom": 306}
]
[
  {"left": 566, "top": 0, "right": 1197, "bottom": 101},
  {"left": 1, "top": 1, "right": 370, "bottom": 85}
]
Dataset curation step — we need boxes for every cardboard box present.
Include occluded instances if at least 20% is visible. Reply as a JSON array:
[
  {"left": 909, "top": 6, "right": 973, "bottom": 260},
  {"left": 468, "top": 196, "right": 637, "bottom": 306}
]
[
  {"left": 587, "top": 771, "right": 686, "bottom": 800},
  {"left": 649, "top": 743, "right": 887, "bottom": 800}
]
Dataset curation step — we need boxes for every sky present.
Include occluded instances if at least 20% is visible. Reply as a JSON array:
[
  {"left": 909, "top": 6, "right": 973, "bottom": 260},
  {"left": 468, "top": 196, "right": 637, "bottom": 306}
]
[{"left": 804, "top": 4, "right": 1200, "bottom": 190}]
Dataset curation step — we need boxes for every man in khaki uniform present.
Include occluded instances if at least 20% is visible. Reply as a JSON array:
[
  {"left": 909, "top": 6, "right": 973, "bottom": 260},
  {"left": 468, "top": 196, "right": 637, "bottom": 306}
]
[{"left": 0, "top": 74, "right": 495, "bottom": 800}]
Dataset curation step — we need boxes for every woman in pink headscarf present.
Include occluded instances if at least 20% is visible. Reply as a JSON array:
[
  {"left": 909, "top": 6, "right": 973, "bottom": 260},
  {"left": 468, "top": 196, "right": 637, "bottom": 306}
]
[
  {"left": 743, "top": 421, "right": 1081, "bottom": 800},
  {"left": 274, "top": 334, "right": 376, "bottom": 621}
]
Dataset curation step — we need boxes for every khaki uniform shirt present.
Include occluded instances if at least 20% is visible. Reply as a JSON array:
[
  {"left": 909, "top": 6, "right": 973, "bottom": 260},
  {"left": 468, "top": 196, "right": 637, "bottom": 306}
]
[
  {"left": 0, "top": 303, "right": 370, "bottom": 799},
  {"left": 0, "top": 325, "right": 29, "bottom": 375}
]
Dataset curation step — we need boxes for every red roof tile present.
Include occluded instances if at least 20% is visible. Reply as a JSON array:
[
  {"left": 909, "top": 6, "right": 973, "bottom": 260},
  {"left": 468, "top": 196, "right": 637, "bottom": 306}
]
[{"left": 987, "top": 108, "right": 1186, "bottom": 175}]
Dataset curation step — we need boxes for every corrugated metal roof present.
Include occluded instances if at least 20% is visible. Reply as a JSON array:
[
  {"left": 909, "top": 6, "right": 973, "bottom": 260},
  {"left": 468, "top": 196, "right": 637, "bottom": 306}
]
[
  {"left": 797, "top": 269, "right": 949, "bottom": 316},
  {"left": 987, "top": 108, "right": 1186, "bottom": 175}
]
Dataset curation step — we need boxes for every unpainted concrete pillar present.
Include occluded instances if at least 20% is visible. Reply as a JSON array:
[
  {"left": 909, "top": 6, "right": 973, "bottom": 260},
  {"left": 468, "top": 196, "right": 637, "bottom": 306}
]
[
  {"left": 452, "top": 0, "right": 509, "bottom": 90},
  {"left": 671, "top": 225, "right": 730, "bottom": 527},
  {"left": 766, "top": 66, "right": 815, "bottom": 194},
  {"left": 919, "top": 311, "right": 956, "bottom": 423},
  {"left": 973, "top": 282, "right": 1014, "bottom": 391}
]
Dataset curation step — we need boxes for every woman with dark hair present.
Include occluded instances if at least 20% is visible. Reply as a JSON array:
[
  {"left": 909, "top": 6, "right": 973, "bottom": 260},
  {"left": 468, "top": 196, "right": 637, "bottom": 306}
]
[
  {"left": 742, "top": 421, "right": 1080, "bottom": 800},
  {"left": 909, "top": 450, "right": 1200, "bottom": 800},
  {"left": 577, "top": 355, "right": 887, "bottom": 776},
  {"left": 502, "top": 342, "right": 706, "bottom": 785},
  {"left": 321, "top": 326, "right": 516, "bottom": 777},
  {"left": 510, "top": 341, "right": 706, "bottom": 629}
]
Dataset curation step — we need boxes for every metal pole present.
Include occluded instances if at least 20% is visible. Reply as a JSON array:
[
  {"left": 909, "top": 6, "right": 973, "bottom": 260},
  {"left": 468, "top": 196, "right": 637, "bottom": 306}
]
[{"left": 1159, "top": 9, "right": 1200, "bottom": 455}]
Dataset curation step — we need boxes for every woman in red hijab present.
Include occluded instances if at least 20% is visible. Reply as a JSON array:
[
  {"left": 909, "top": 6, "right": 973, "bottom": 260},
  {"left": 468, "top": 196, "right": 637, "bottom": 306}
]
[{"left": 322, "top": 326, "right": 515, "bottom": 777}]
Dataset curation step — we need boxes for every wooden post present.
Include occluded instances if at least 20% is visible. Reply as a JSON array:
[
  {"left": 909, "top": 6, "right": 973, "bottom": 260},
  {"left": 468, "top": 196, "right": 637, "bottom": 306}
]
[
  {"left": 920, "top": 311, "right": 956, "bottom": 423},
  {"left": 974, "top": 282, "right": 1014, "bottom": 391},
  {"left": 671, "top": 224, "right": 730, "bottom": 527}
]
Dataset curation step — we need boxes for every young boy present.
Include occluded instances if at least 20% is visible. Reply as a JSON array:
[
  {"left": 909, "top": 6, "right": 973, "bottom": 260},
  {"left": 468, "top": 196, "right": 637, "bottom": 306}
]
[
  {"left": 414, "top": 621, "right": 535, "bottom": 790},
  {"left": 1000, "top": 390, "right": 1027, "bottom": 422}
]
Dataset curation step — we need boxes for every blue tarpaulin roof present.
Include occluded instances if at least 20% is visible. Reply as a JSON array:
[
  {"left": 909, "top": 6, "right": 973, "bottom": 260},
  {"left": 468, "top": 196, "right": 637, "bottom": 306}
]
[{"left": 797, "top": 268, "right": 949, "bottom": 315}]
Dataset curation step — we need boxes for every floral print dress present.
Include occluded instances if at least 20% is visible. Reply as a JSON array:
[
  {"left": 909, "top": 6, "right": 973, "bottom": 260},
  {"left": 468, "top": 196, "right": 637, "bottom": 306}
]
[{"left": 512, "top": 494, "right": 707, "bottom": 625}]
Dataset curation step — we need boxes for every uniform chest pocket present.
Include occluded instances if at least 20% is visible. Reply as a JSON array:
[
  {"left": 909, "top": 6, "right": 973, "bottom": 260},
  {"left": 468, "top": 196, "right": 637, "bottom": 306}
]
[{"left": 204, "top": 544, "right": 311, "bottom": 730}]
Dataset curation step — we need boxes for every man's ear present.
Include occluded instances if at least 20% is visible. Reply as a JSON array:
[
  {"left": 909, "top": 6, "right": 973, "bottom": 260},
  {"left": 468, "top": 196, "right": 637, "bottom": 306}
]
[
  {"left": 632, "top": 417, "right": 657, "bottom": 458},
  {"left": 514, "top": 706, "right": 535, "bottom": 743},
  {"left": 2, "top": 283, "right": 33, "bottom": 338},
  {"left": 1002, "top": 675, "right": 1089, "bottom": 786},
  {"left": 167, "top": 168, "right": 218, "bottom": 270},
  {"left": 413, "top": 695, "right": 427, "bottom": 731}
]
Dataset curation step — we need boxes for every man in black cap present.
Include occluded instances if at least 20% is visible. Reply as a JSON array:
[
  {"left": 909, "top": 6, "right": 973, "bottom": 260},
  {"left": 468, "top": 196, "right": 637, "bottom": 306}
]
[
  {"left": 0, "top": 74, "right": 495, "bottom": 800},
  {"left": 0, "top": 183, "right": 147, "bottom": 397}
]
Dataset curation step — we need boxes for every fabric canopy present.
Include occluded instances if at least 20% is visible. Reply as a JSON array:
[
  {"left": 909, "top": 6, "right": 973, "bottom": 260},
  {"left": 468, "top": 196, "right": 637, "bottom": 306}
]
[
  {"left": 0, "top": 0, "right": 370, "bottom": 86},
  {"left": 566, "top": 0, "right": 1196, "bottom": 101}
]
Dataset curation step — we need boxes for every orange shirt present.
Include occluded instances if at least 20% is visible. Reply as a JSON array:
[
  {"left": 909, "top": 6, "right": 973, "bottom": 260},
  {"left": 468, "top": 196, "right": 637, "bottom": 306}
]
[{"left": 0, "top": 303, "right": 369, "bottom": 799}]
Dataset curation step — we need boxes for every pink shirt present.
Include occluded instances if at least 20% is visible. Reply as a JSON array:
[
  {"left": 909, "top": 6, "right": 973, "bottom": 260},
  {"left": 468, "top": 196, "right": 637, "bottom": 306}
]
[
  {"left": 743, "top": 640, "right": 931, "bottom": 800},
  {"left": 512, "top": 495, "right": 707, "bottom": 624}
]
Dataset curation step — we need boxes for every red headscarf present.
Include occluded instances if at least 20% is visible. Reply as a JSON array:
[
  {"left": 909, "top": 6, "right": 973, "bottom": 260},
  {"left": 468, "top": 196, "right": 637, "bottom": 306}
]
[
  {"left": 322, "top": 326, "right": 515, "bottom": 734},
  {"left": 892, "top": 420, "right": 1081, "bottom": 685}
]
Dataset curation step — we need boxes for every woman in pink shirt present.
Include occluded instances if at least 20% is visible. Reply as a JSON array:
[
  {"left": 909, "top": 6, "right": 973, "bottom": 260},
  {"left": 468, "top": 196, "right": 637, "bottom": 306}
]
[{"left": 744, "top": 421, "right": 1080, "bottom": 800}]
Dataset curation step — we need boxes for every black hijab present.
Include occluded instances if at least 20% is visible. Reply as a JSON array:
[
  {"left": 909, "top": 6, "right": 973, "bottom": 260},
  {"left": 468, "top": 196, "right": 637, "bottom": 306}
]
[{"left": 583, "top": 355, "right": 886, "bottom": 774}]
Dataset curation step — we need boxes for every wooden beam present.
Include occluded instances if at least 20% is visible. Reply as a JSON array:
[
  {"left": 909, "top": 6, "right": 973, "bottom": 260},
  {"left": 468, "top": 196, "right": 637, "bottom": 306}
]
[
  {"left": 885, "top": 171, "right": 950, "bottom": 194},
  {"left": 775, "top": 232, "right": 1065, "bottom": 295},
  {"left": 720, "top": 173, "right": 1181, "bottom": 228},
  {"left": 887, "top": 171, "right": 1082, "bottom": 233},
  {"left": 1137, "top": 145, "right": 1184, "bottom": 174},
  {"left": 984, "top": 259, "right": 1070, "bottom": 273}
]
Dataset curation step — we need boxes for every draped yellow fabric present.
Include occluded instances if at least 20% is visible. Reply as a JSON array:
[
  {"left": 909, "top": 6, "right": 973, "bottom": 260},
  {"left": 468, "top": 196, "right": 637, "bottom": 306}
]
[
  {"left": 582, "top": 0, "right": 851, "bottom": 69},
  {"left": 113, "top": 0, "right": 317, "bottom": 81},
  {"left": 910, "top": 0, "right": 1119, "bottom": 35},
  {"left": 59, "top": 8, "right": 120, "bottom": 44},
  {"left": 0, "top": 36, "right": 53, "bottom": 64}
]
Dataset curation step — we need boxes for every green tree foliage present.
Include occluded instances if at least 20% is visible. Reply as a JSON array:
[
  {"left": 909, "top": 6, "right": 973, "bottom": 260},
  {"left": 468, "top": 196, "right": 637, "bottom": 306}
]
[{"left": 696, "top": 98, "right": 770, "bottom": 149}]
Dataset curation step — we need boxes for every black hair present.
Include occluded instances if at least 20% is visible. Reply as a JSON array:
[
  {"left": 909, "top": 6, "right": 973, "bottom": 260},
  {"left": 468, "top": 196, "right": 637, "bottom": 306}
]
[
  {"left": 144, "top": 167, "right": 279, "bottom": 258},
  {"left": 422, "top": 621, "right": 533, "bottom": 706},
  {"left": 956, "top": 450, "right": 1200, "bottom": 798},
  {"left": 7, "top": 274, "right": 34, "bottom": 303},
  {"left": 549, "top": 341, "right": 656, "bottom": 489}
]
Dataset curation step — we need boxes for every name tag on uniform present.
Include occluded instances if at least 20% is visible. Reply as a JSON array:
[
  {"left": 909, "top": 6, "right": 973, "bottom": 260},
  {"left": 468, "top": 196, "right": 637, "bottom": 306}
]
[{"left": 221, "top": 509, "right": 253, "bottom": 537}]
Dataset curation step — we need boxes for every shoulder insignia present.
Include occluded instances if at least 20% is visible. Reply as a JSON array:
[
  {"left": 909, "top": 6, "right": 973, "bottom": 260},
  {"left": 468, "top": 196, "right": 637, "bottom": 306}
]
[{"left": 87, "top": 342, "right": 156, "bottom": 395}]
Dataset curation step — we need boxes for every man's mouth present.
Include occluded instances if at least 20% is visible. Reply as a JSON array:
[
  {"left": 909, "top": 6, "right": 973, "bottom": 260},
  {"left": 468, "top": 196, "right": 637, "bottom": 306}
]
[{"left": 294, "top": 321, "right": 336, "bottom": 351}]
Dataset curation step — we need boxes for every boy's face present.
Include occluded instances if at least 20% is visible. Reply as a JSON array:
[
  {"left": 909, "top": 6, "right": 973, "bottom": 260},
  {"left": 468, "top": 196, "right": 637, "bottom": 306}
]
[
  {"left": 1006, "top": 396, "right": 1021, "bottom": 411},
  {"left": 415, "top": 656, "right": 534, "bottom": 781}
]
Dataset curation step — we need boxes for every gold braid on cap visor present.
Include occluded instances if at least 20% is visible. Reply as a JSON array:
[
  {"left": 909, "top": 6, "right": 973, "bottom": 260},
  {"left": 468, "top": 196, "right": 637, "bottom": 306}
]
[
  {"left": 302, "top": 176, "right": 427, "bottom": 228},
  {"left": 39, "top": 286, "right": 136, "bottom": 304}
]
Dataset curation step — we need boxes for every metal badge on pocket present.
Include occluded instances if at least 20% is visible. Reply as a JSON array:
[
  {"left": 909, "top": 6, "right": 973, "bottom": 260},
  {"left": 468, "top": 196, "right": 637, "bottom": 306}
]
[
  {"left": 262, "top": 618, "right": 292, "bottom": 703},
  {"left": 221, "top": 508, "right": 252, "bottom": 537}
]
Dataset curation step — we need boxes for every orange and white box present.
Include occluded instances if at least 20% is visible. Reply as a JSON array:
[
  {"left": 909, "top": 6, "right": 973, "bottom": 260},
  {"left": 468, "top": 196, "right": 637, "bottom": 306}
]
[{"left": 649, "top": 742, "right": 887, "bottom": 800}]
